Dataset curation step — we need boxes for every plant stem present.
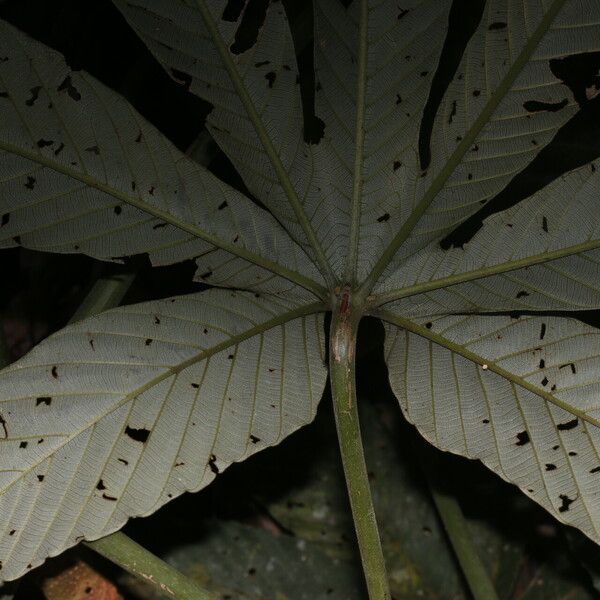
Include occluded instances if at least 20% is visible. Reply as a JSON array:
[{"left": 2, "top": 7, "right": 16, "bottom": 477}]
[
  {"left": 421, "top": 452, "right": 499, "bottom": 600},
  {"left": 329, "top": 287, "right": 391, "bottom": 599},
  {"left": 87, "top": 531, "right": 214, "bottom": 600},
  {"left": 68, "top": 272, "right": 135, "bottom": 324}
]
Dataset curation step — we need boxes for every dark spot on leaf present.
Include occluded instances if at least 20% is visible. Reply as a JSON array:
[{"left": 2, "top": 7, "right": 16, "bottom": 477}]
[
  {"left": 154, "top": 316, "right": 161, "bottom": 324},
  {"left": 36, "top": 397, "right": 52, "bottom": 407},
  {"left": 542, "top": 216, "right": 548, "bottom": 232},
  {"left": 539, "top": 359, "right": 545, "bottom": 369},
  {"left": 51, "top": 366, "right": 58, "bottom": 378},
  {"left": 590, "top": 466, "right": 600, "bottom": 473},
  {"left": 393, "top": 161, "right": 402, "bottom": 171},
  {"left": 559, "top": 362, "right": 577, "bottom": 374},
  {"left": 57, "top": 75, "right": 81, "bottom": 101},
  {"left": 114, "top": 206, "right": 122, "bottom": 215},
  {"left": 425, "top": 322, "right": 432, "bottom": 329},
  {"left": 191, "top": 383, "right": 200, "bottom": 389},
  {"left": 9, "top": 530, "right": 15, "bottom": 536},
  {"left": 255, "top": 60, "right": 270, "bottom": 67},
  {"left": 1, "top": 213, "right": 9, "bottom": 227},
  {"left": 448, "top": 100, "right": 457, "bottom": 124},
  {"left": 557, "top": 418, "right": 579, "bottom": 431},
  {"left": 377, "top": 213, "right": 390, "bottom": 223},
  {"left": 265, "top": 72, "right": 277, "bottom": 88},
  {"left": 148, "top": 186, "right": 155, "bottom": 195},
  {"left": 25, "top": 86, "right": 42, "bottom": 107},
  {"left": 545, "top": 463, "right": 557, "bottom": 471},
  {"left": 0, "top": 91, "right": 8, "bottom": 98},
  {"left": 171, "top": 68, "right": 192, "bottom": 91},
  {"left": 145, "top": 338, "right": 153, "bottom": 346},
  {"left": 541, "top": 376, "right": 549, "bottom": 386},
  {"left": 248, "top": 567, "right": 256, "bottom": 576},
  {"left": 228, "top": 354, "right": 234, "bottom": 360},
  {"left": 552, "top": 444, "right": 560, "bottom": 450},
  {"left": 208, "top": 454, "right": 219, "bottom": 474},
  {"left": 54, "top": 142, "right": 65, "bottom": 156},
  {"left": 200, "top": 270, "right": 213, "bottom": 279},
  {"left": 558, "top": 494, "right": 575, "bottom": 512},
  {"left": 125, "top": 426, "right": 150, "bottom": 443},
  {"left": 37, "top": 139, "right": 53, "bottom": 148},
  {"left": 540, "top": 323, "right": 546, "bottom": 340},
  {"left": 117, "top": 458, "right": 129, "bottom": 465},
  {"left": 85, "top": 145, "right": 100, "bottom": 155},
  {"left": 472, "top": 89, "right": 481, "bottom": 97},
  {"left": 482, "top": 418, "right": 489, "bottom": 424},
  {"left": 218, "top": 201, "right": 228, "bottom": 210},
  {"left": 102, "top": 493, "right": 117, "bottom": 501},
  {"left": 397, "top": 8, "right": 409, "bottom": 19},
  {"left": 38, "top": 438, "right": 44, "bottom": 444},
  {"left": 96, "top": 479, "right": 106, "bottom": 490},
  {"left": 523, "top": 98, "right": 569, "bottom": 113},
  {"left": 516, "top": 290, "right": 530, "bottom": 299},
  {"left": 152, "top": 222, "right": 167, "bottom": 229},
  {"left": 569, "top": 451, "right": 578, "bottom": 456},
  {"left": 19, "top": 441, "right": 27, "bottom": 449},
  {"left": 37, "top": 475, "right": 44, "bottom": 482},
  {"left": 516, "top": 430, "right": 530, "bottom": 446},
  {"left": 488, "top": 22, "right": 507, "bottom": 30},
  {"left": 249, "top": 434, "right": 260, "bottom": 444}
]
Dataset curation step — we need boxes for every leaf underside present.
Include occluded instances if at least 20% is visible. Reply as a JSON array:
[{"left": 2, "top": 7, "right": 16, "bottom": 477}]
[{"left": 1, "top": 0, "right": 600, "bottom": 581}]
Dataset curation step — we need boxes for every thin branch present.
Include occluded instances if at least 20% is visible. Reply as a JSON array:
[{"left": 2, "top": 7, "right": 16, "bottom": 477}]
[
  {"left": 86, "top": 531, "right": 214, "bottom": 600},
  {"left": 421, "top": 451, "right": 499, "bottom": 600}
]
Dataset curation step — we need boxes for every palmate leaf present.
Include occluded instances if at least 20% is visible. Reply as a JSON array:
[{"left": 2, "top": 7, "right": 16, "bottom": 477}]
[
  {"left": 2, "top": 0, "right": 600, "bottom": 589},
  {"left": 0, "top": 289, "right": 326, "bottom": 580}
]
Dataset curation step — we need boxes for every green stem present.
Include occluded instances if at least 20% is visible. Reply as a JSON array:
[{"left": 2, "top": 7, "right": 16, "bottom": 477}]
[
  {"left": 421, "top": 452, "right": 499, "bottom": 600},
  {"left": 87, "top": 531, "right": 214, "bottom": 600},
  {"left": 329, "top": 287, "right": 390, "bottom": 599},
  {"left": 68, "top": 272, "right": 135, "bottom": 324}
]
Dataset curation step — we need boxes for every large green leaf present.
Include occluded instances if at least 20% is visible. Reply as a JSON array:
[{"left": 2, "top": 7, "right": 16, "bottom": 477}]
[
  {"left": 0, "top": 19, "right": 324, "bottom": 297},
  {"left": 381, "top": 312, "right": 600, "bottom": 539},
  {"left": 0, "top": 290, "right": 326, "bottom": 580}
]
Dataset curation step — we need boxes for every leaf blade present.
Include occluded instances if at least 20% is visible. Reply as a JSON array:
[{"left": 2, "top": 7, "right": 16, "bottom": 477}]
[{"left": 0, "top": 290, "right": 327, "bottom": 582}]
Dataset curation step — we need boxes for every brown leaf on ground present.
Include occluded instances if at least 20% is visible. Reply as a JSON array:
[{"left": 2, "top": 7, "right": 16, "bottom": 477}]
[{"left": 41, "top": 560, "right": 122, "bottom": 600}]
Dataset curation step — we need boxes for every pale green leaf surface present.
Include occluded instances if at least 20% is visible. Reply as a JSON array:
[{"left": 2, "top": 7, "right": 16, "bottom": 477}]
[
  {"left": 0, "top": 19, "right": 324, "bottom": 297},
  {"left": 314, "top": 0, "right": 453, "bottom": 280},
  {"left": 113, "top": 0, "right": 347, "bottom": 277},
  {"left": 0, "top": 289, "right": 326, "bottom": 581},
  {"left": 382, "top": 312, "right": 600, "bottom": 542},
  {"left": 373, "top": 0, "right": 600, "bottom": 284},
  {"left": 376, "top": 161, "right": 600, "bottom": 313}
]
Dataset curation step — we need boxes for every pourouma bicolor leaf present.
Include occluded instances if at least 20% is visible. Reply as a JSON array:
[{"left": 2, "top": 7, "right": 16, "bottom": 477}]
[
  {"left": 1, "top": 0, "right": 600, "bottom": 588},
  {"left": 0, "top": 290, "right": 326, "bottom": 580}
]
